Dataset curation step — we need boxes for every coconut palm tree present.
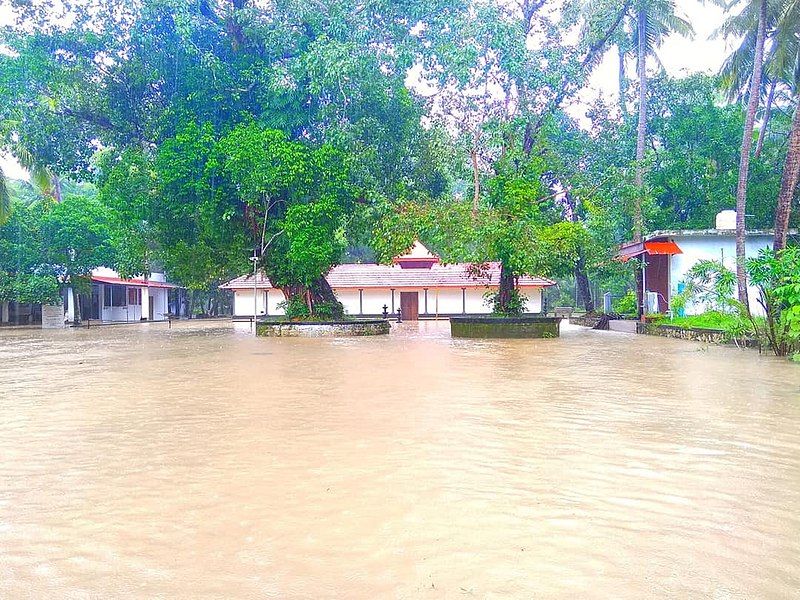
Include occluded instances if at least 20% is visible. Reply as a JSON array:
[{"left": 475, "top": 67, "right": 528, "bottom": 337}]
[
  {"left": 0, "top": 145, "right": 64, "bottom": 225},
  {"left": 771, "top": 0, "right": 800, "bottom": 251},
  {"left": 719, "top": 0, "right": 798, "bottom": 158},
  {"left": 716, "top": 0, "right": 769, "bottom": 307},
  {"left": 628, "top": 2, "right": 694, "bottom": 241},
  {"left": 774, "top": 103, "right": 800, "bottom": 250},
  {"left": 588, "top": 0, "right": 693, "bottom": 241},
  {"left": 718, "top": 0, "right": 799, "bottom": 263}
]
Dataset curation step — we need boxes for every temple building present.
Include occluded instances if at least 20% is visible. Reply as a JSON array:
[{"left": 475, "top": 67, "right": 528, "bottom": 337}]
[{"left": 221, "top": 242, "right": 556, "bottom": 320}]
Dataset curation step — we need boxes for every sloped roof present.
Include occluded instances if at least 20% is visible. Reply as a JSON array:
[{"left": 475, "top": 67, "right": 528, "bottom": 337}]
[
  {"left": 220, "top": 262, "right": 555, "bottom": 290},
  {"left": 393, "top": 241, "right": 440, "bottom": 265}
]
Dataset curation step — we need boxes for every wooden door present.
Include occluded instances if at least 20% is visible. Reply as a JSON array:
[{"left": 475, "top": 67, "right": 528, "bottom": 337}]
[{"left": 400, "top": 292, "right": 419, "bottom": 321}]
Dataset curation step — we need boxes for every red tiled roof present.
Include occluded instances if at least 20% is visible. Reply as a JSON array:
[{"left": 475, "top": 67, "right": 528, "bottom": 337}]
[
  {"left": 220, "top": 262, "right": 555, "bottom": 290},
  {"left": 91, "top": 276, "right": 179, "bottom": 289}
]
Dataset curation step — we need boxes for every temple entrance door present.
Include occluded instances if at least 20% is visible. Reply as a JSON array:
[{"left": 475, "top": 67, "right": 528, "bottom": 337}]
[{"left": 400, "top": 292, "right": 419, "bottom": 321}]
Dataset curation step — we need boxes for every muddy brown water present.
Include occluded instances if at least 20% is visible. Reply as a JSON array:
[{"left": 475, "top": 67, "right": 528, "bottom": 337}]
[{"left": 1, "top": 320, "right": 799, "bottom": 598}]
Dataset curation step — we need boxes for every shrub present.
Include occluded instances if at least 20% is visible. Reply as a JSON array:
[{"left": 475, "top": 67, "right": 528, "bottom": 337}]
[
  {"left": 484, "top": 289, "right": 528, "bottom": 316},
  {"left": 745, "top": 248, "right": 800, "bottom": 357},
  {"left": 613, "top": 290, "right": 637, "bottom": 316},
  {"left": 679, "top": 259, "right": 736, "bottom": 313},
  {"left": 277, "top": 296, "right": 346, "bottom": 321},
  {"left": 277, "top": 295, "right": 311, "bottom": 320},
  {"left": 311, "top": 301, "right": 345, "bottom": 321}
]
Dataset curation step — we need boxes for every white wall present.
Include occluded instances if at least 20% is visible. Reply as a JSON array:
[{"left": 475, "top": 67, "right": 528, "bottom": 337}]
[
  {"left": 434, "top": 288, "right": 462, "bottom": 314},
  {"left": 520, "top": 287, "right": 543, "bottom": 313},
  {"left": 150, "top": 288, "right": 169, "bottom": 320},
  {"left": 233, "top": 285, "right": 546, "bottom": 316},
  {"left": 669, "top": 235, "right": 773, "bottom": 316},
  {"left": 234, "top": 288, "right": 289, "bottom": 317}
]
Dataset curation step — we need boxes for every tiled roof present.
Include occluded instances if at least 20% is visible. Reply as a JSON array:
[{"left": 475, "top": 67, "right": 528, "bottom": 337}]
[
  {"left": 220, "top": 262, "right": 555, "bottom": 290},
  {"left": 393, "top": 241, "right": 440, "bottom": 266}
]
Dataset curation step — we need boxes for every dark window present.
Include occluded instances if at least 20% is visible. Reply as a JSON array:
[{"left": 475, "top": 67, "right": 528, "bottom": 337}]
[
  {"left": 111, "top": 285, "right": 127, "bottom": 307},
  {"left": 128, "top": 288, "right": 141, "bottom": 305}
]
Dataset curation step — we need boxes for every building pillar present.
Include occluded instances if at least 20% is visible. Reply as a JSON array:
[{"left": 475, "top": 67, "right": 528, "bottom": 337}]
[
  {"left": 1, "top": 301, "right": 8, "bottom": 323},
  {"left": 424, "top": 288, "right": 428, "bottom": 315},
  {"left": 462, "top": 288, "right": 466, "bottom": 314},
  {"left": 359, "top": 289, "right": 364, "bottom": 315},
  {"left": 265, "top": 289, "right": 269, "bottom": 315},
  {"left": 141, "top": 286, "right": 150, "bottom": 320},
  {"left": 66, "top": 287, "right": 76, "bottom": 323},
  {"left": 390, "top": 289, "right": 395, "bottom": 312}
]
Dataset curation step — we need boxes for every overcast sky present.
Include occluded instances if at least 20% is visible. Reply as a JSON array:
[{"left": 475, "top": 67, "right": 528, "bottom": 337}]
[{"left": 0, "top": 0, "right": 734, "bottom": 181}]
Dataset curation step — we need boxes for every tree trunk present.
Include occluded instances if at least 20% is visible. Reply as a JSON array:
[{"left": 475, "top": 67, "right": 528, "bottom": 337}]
[
  {"left": 281, "top": 276, "right": 343, "bottom": 318},
  {"left": 187, "top": 290, "right": 196, "bottom": 318},
  {"left": 734, "top": 0, "right": 767, "bottom": 308},
  {"left": 634, "top": 8, "right": 647, "bottom": 244},
  {"left": 498, "top": 261, "right": 515, "bottom": 313},
  {"left": 574, "top": 252, "right": 595, "bottom": 313},
  {"left": 51, "top": 174, "right": 63, "bottom": 203},
  {"left": 618, "top": 44, "right": 628, "bottom": 118},
  {"left": 310, "top": 275, "right": 339, "bottom": 306},
  {"left": 773, "top": 102, "right": 800, "bottom": 252},
  {"left": 71, "top": 284, "right": 81, "bottom": 324},
  {"left": 755, "top": 78, "right": 776, "bottom": 159},
  {"left": 470, "top": 146, "right": 480, "bottom": 218}
]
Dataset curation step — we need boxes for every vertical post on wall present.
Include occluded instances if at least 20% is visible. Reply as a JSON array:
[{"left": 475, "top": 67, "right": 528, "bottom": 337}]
[
  {"left": 359, "top": 289, "right": 364, "bottom": 315},
  {"left": 391, "top": 289, "right": 395, "bottom": 313},
  {"left": 641, "top": 255, "right": 647, "bottom": 318},
  {"left": 249, "top": 249, "right": 259, "bottom": 334},
  {"left": 265, "top": 289, "right": 269, "bottom": 316},
  {"left": 423, "top": 288, "right": 428, "bottom": 315},
  {"left": 461, "top": 288, "right": 466, "bottom": 314}
]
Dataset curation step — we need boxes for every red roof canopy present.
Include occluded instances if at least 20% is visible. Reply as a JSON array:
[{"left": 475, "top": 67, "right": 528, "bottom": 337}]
[
  {"left": 91, "top": 275, "right": 179, "bottom": 289},
  {"left": 616, "top": 240, "right": 682, "bottom": 262}
]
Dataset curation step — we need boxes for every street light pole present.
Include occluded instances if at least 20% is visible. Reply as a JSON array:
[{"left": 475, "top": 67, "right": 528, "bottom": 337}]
[{"left": 250, "top": 250, "right": 259, "bottom": 334}]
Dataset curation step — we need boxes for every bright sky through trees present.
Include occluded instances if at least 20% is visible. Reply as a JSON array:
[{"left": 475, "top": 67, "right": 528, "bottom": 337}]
[{"left": 0, "top": 0, "right": 732, "bottom": 180}]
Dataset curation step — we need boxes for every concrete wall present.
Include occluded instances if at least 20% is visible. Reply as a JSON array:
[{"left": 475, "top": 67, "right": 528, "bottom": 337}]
[
  {"left": 668, "top": 234, "right": 773, "bottom": 316},
  {"left": 232, "top": 285, "right": 545, "bottom": 317}
]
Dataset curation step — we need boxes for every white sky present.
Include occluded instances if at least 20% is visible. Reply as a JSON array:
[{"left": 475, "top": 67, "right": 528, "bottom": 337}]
[{"left": 0, "top": 0, "right": 734, "bottom": 181}]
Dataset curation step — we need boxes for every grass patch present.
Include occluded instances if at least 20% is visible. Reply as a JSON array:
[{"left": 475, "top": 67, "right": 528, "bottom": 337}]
[{"left": 653, "top": 311, "right": 743, "bottom": 331}]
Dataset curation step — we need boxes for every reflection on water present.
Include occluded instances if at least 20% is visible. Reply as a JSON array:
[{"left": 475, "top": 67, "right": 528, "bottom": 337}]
[{"left": 1, "top": 320, "right": 799, "bottom": 598}]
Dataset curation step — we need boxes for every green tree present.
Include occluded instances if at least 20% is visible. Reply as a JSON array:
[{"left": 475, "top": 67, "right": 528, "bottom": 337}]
[
  {"left": 0, "top": 197, "right": 62, "bottom": 306},
  {"left": 214, "top": 123, "right": 355, "bottom": 313},
  {"left": 0, "top": 167, "right": 9, "bottom": 225},
  {"left": 40, "top": 196, "right": 115, "bottom": 322}
]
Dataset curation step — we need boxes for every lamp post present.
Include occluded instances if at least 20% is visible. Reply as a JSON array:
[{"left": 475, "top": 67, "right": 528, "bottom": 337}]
[{"left": 249, "top": 250, "right": 259, "bottom": 334}]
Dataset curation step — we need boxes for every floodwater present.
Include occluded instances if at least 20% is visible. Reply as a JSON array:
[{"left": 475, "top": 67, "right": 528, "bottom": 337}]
[{"left": 1, "top": 320, "right": 799, "bottom": 599}]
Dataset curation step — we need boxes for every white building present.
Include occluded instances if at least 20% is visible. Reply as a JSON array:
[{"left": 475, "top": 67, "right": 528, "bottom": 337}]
[
  {"left": 65, "top": 267, "right": 177, "bottom": 323},
  {"left": 221, "top": 242, "right": 555, "bottom": 320},
  {"left": 618, "top": 211, "right": 797, "bottom": 316}
]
